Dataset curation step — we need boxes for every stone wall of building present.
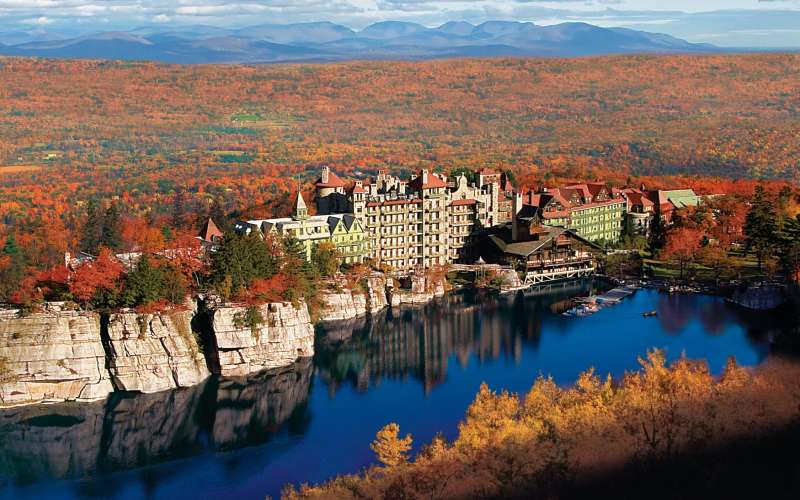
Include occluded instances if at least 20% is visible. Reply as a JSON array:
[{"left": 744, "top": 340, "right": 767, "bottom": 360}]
[
  {"left": 210, "top": 301, "right": 314, "bottom": 377},
  {"left": 105, "top": 310, "right": 210, "bottom": 393},
  {"left": 0, "top": 305, "right": 114, "bottom": 406}
]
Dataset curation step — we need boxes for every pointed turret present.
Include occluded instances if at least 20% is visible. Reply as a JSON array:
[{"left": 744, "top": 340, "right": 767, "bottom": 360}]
[{"left": 295, "top": 190, "right": 309, "bottom": 220}]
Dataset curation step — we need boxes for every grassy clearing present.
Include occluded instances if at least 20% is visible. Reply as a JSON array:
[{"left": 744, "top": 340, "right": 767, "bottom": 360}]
[{"left": 0, "top": 165, "right": 42, "bottom": 175}]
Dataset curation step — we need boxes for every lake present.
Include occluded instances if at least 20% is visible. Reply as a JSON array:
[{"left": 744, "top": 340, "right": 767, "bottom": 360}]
[{"left": 0, "top": 281, "right": 791, "bottom": 499}]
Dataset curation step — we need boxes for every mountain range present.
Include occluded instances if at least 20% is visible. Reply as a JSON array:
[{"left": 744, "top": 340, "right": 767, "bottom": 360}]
[{"left": 0, "top": 21, "right": 719, "bottom": 64}]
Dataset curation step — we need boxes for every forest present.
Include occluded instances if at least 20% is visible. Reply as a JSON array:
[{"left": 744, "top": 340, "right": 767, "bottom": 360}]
[{"left": 0, "top": 53, "right": 798, "bottom": 307}]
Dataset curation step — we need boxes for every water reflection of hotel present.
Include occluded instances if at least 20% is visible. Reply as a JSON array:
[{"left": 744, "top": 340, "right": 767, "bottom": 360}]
[{"left": 317, "top": 282, "right": 592, "bottom": 395}]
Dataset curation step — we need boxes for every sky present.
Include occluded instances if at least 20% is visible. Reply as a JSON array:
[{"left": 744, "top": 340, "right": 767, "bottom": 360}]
[{"left": 1, "top": 1, "right": 800, "bottom": 47}]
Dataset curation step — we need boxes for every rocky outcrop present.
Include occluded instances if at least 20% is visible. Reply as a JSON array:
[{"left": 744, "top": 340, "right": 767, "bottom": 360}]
[
  {"left": 391, "top": 274, "right": 447, "bottom": 306},
  {"left": 0, "top": 358, "right": 313, "bottom": 483},
  {"left": 730, "top": 284, "right": 787, "bottom": 310},
  {"left": 105, "top": 310, "right": 210, "bottom": 393},
  {"left": 0, "top": 305, "right": 114, "bottom": 406},
  {"left": 318, "top": 274, "right": 391, "bottom": 322},
  {"left": 210, "top": 301, "right": 314, "bottom": 377}
]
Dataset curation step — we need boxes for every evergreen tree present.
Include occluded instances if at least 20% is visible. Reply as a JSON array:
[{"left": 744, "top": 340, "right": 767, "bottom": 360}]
[
  {"left": 80, "top": 199, "right": 104, "bottom": 254},
  {"left": 744, "top": 185, "right": 778, "bottom": 271},
  {"left": 312, "top": 241, "right": 341, "bottom": 278},
  {"left": 209, "top": 198, "right": 230, "bottom": 232},
  {"left": 281, "top": 236, "right": 314, "bottom": 302},
  {"left": 100, "top": 202, "right": 122, "bottom": 250},
  {"left": 172, "top": 189, "right": 186, "bottom": 230},
  {"left": 0, "top": 234, "right": 27, "bottom": 301},
  {"left": 122, "top": 255, "right": 165, "bottom": 307},
  {"left": 209, "top": 232, "right": 278, "bottom": 298},
  {"left": 779, "top": 215, "right": 800, "bottom": 281},
  {"left": 648, "top": 214, "right": 667, "bottom": 251}
]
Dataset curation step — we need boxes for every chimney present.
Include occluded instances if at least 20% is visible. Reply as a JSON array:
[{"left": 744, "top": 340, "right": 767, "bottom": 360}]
[
  {"left": 321, "top": 166, "right": 330, "bottom": 184},
  {"left": 422, "top": 169, "right": 429, "bottom": 185},
  {"left": 511, "top": 192, "right": 524, "bottom": 242}
]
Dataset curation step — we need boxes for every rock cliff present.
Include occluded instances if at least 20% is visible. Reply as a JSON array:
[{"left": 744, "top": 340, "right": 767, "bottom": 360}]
[
  {"left": 210, "top": 301, "right": 314, "bottom": 377},
  {"left": 105, "top": 310, "right": 210, "bottom": 393},
  {"left": 391, "top": 274, "right": 447, "bottom": 306},
  {"left": 0, "top": 358, "right": 313, "bottom": 483},
  {"left": 0, "top": 305, "right": 114, "bottom": 406},
  {"left": 318, "top": 274, "right": 390, "bottom": 322}
]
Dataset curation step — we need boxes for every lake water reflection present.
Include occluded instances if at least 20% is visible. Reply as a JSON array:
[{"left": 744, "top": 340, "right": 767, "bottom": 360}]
[{"left": 0, "top": 282, "right": 788, "bottom": 499}]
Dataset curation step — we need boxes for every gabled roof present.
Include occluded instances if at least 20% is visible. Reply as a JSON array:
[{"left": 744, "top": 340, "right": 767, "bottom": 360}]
[
  {"left": 315, "top": 167, "right": 346, "bottom": 188},
  {"left": 198, "top": 218, "right": 223, "bottom": 242},
  {"left": 408, "top": 170, "right": 447, "bottom": 190},
  {"left": 348, "top": 182, "right": 366, "bottom": 194},
  {"left": 630, "top": 192, "right": 654, "bottom": 207},
  {"left": 488, "top": 226, "right": 603, "bottom": 258}
]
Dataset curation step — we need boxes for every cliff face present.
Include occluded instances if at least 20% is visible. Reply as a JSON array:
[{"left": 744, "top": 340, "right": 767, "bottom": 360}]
[
  {"left": 211, "top": 301, "right": 314, "bottom": 377},
  {"left": 0, "top": 358, "right": 313, "bottom": 483},
  {"left": 0, "top": 306, "right": 114, "bottom": 406},
  {"left": 318, "top": 274, "right": 390, "bottom": 322},
  {"left": 391, "top": 274, "right": 446, "bottom": 306},
  {"left": 105, "top": 310, "right": 210, "bottom": 393}
]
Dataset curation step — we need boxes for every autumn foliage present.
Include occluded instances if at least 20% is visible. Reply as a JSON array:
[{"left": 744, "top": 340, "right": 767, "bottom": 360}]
[
  {"left": 285, "top": 352, "right": 800, "bottom": 499},
  {"left": 69, "top": 248, "right": 124, "bottom": 302}
]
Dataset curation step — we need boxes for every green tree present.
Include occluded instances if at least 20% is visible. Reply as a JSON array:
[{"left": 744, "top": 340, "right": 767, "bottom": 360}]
[
  {"left": 779, "top": 215, "right": 800, "bottom": 282},
  {"left": 172, "top": 189, "right": 187, "bottom": 230},
  {"left": 0, "top": 234, "right": 27, "bottom": 301},
  {"left": 80, "top": 199, "right": 104, "bottom": 254},
  {"left": 312, "top": 241, "right": 341, "bottom": 278},
  {"left": 281, "top": 236, "right": 315, "bottom": 302},
  {"left": 744, "top": 185, "right": 777, "bottom": 271},
  {"left": 121, "top": 255, "right": 187, "bottom": 308},
  {"left": 100, "top": 202, "right": 122, "bottom": 250},
  {"left": 209, "top": 232, "right": 278, "bottom": 298},
  {"left": 122, "top": 255, "right": 166, "bottom": 307},
  {"left": 648, "top": 215, "right": 667, "bottom": 251}
]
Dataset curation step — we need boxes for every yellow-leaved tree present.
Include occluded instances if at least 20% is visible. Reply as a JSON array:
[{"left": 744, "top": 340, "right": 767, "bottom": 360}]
[{"left": 370, "top": 423, "right": 413, "bottom": 467}]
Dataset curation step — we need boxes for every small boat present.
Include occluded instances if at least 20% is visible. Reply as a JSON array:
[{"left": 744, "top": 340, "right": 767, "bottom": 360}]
[{"left": 642, "top": 310, "right": 658, "bottom": 318}]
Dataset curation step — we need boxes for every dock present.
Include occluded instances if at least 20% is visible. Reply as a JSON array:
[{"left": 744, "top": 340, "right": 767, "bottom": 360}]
[{"left": 563, "top": 286, "right": 637, "bottom": 317}]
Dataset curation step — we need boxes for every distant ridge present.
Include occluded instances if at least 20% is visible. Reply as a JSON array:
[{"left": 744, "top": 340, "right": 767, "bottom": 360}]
[{"left": 0, "top": 20, "right": 718, "bottom": 64}]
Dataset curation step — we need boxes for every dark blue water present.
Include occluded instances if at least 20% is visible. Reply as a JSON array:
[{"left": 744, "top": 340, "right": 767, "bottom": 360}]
[{"left": 0, "top": 283, "right": 789, "bottom": 499}]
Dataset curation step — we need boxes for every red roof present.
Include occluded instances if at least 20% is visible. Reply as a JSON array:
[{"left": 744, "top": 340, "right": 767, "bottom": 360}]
[
  {"left": 408, "top": 170, "right": 447, "bottom": 190},
  {"left": 198, "top": 218, "right": 223, "bottom": 242},
  {"left": 315, "top": 168, "right": 346, "bottom": 188},
  {"left": 478, "top": 168, "right": 499, "bottom": 175},
  {"left": 348, "top": 182, "right": 366, "bottom": 194},
  {"left": 627, "top": 191, "right": 654, "bottom": 207},
  {"left": 450, "top": 198, "right": 477, "bottom": 206}
]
